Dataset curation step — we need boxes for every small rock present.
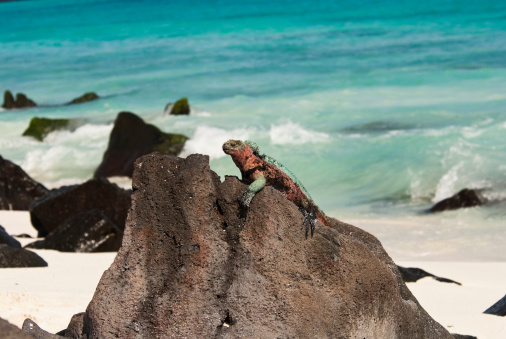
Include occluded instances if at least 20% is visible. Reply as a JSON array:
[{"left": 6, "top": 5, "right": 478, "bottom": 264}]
[
  {"left": 165, "top": 97, "right": 190, "bottom": 115},
  {"left": 0, "top": 317, "right": 32, "bottom": 339},
  {"left": 22, "top": 318, "right": 64, "bottom": 339},
  {"left": 484, "top": 294, "right": 506, "bottom": 316},
  {"left": 29, "top": 177, "right": 131, "bottom": 237},
  {"left": 66, "top": 92, "right": 99, "bottom": 105},
  {"left": 430, "top": 189, "right": 484, "bottom": 213},
  {"left": 0, "top": 225, "right": 21, "bottom": 248},
  {"left": 451, "top": 334, "right": 477, "bottom": 339},
  {"left": 0, "top": 155, "right": 48, "bottom": 210},
  {"left": 397, "top": 266, "right": 461, "bottom": 285},
  {"left": 0, "top": 244, "right": 47, "bottom": 268},
  {"left": 26, "top": 209, "right": 123, "bottom": 252}
]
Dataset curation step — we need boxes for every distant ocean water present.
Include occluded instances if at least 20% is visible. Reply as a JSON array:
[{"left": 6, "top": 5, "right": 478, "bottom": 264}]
[{"left": 1, "top": 0, "right": 505, "bottom": 259}]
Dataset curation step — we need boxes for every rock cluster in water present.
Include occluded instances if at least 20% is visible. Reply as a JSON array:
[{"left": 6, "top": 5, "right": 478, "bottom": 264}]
[{"left": 2, "top": 90, "right": 37, "bottom": 109}]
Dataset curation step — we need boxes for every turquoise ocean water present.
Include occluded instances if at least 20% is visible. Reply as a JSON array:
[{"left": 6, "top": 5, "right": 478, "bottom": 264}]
[{"left": 1, "top": 0, "right": 505, "bottom": 259}]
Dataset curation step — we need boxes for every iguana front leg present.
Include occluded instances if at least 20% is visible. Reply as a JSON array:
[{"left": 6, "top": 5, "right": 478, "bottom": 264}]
[{"left": 241, "top": 174, "right": 266, "bottom": 207}]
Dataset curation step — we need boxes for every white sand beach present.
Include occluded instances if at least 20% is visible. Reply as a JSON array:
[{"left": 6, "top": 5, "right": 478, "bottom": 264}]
[{"left": 1, "top": 210, "right": 504, "bottom": 337}]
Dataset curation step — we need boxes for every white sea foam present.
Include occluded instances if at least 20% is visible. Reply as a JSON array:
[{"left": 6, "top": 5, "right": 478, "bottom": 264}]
[
  {"left": 269, "top": 121, "right": 329, "bottom": 145},
  {"left": 180, "top": 125, "right": 256, "bottom": 159},
  {"left": 433, "top": 163, "right": 463, "bottom": 202}
]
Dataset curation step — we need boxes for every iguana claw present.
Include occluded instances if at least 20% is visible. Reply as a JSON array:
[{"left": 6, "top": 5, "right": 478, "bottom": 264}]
[
  {"left": 301, "top": 208, "right": 317, "bottom": 239},
  {"left": 241, "top": 191, "right": 255, "bottom": 208}
]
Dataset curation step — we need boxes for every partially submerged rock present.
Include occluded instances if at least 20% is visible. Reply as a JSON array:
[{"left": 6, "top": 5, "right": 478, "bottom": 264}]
[
  {"left": 164, "top": 97, "right": 190, "bottom": 115},
  {"left": 2, "top": 90, "right": 36, "bottom": 109},
  {"left": 29, "top": 178, "right": 131, "bottom": 237},
  {"left": 430, "top": 189, "right": 484, "bottom": 213},
  {"left": 0, "top": 244, "right": 47, "bottom": 268},
  {"left": 75, "top": 153, "right": 453, "bottom": 338},
  {"left": 397, "top": 266, "right": 461, "bottom": 285},
  {"left": 26, "top": 209, "right": 123, "bottom": 252},
  {"left": 0, "top": 155, "right": 48, "bottom": 210},
  {"left": 93, "top": 111, "right": 188, "bottom": 178},
  {"left": 22, "top": 117, "right": 75, "bottom": 141},
  {"left": 66, "top": 92, "right": 99, "bottom": 105}
]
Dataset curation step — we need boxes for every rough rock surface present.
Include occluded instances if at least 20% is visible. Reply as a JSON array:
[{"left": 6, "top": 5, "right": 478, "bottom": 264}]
[
  {"left": 93, "top": 112, "right": 188, "bottom": 178},
  {"left": 2, "top": 90, "right": 36, "bottom": 109},
  {"left": 0, "top": 244, "right": 47, "bottom": 268},
  {"left": 22, "top": 318, "right": 64, "bottom": 339},
  {"left": 0, "top": 155, "right": 48, "bottom": 210},
  {"left": 66, "top": 92, "right": 99, "bottom": 105},
  {"left": 397, "top": 266, "right": 461, "bottom": 285},
  {"left": 0, "top": 225, "right": 21, "bottom": 248},
  {"left": 484, "top": 294, "right": 506, "bottom": 316},
  {"left": 30, "top": 178, "right": 130, "bottom": 237},
  {"left": 76, "top": 153, "right": 453, "bottom": 338},
  {"left": 26, "top": 209, "right": 123, "bottom": 252},
  {"left": 0, "top": 317, "right": 33, "bottom": 339},
  {"left": 430, "top": 189, "right": 483, "bottom": 213},
  {"left": 164, "top": 97, "right": 190, "bottom": 115}
]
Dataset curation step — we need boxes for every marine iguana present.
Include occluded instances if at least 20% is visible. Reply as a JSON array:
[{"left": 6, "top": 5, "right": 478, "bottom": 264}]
[{"left": 222, "top": 139, "right": 332, "bottom": 238}]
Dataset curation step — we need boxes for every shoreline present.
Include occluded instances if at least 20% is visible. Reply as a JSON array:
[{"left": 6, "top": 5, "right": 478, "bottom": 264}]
[{"left": 1, "top": 211, "right": 504, "bottom": 337}]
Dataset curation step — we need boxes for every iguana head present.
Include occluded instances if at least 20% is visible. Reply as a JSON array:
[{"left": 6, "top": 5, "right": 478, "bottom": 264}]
[{"left": 222, "top": 139, "right": 250, "bottom": 156}]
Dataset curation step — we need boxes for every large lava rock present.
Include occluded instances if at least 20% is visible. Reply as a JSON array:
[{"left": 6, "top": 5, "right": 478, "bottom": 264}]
[
  {"left": 93, "top": 112, "right": 188, "bottom": 178},
  {"left": 75, "top": 153, "right": 452, "bottom": 338},
  {"left": 29, "top": 178, "right": 130, "bottom": 237},
  {"left": 0, "top": 155, "right": 48, "bottom": 210},
  {"left": 0, "top": 244, "right": 47, "bottom": 268},
  {"left": 26, "top": 209, "right": 123, "bottom": 252},
  {"left": 430, "top": 189, "right": 483, "bottom": 213}
]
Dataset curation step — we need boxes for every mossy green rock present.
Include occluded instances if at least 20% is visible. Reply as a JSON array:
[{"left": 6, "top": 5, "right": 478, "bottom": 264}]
[
  {"left": 166, "top": 97, "right": 190, "bottom": 115},
  {"left": 67, "top": 92, "right": 99, "bottom": 105},
  {"left": 22, "top": 117, "right": 71, "bottom": 141}
]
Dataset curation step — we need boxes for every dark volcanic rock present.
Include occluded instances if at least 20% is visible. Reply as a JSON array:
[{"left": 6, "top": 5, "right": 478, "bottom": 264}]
[
  {"left": 78, "top": 153, "right": 453, "bottom": 338},
  {"left": 29, "top": 178, "right": 130, "bottom": 237},
  {"left": 484, "top": 294, "right": 506, "bottom": 316},
  {"left": 22, "top": 117, "right": 73, "bottom": 141},
  {"left": 397, "top": 266, "right": 461, "bottom": 285},
  {"left": 430, "top": 189, "right": 484, "bottom": 213},
  {"left": 2, "top": 90, "right": 36, "bottom": 109},
  {"left": 0, "top": 317, "right": 33, "bottom": 339},
  {"left": 65, "top": 312, "right": 85, "bottom": 338},
  {"left": 451, "top": 335, "right": 477, "bottom": 339},
  {"left": 0, "top": 244, "right": 47, "bottom": 268},
  {"left": 0, "top": 155, "right": 48, "bottom": 210},
  {"left": 0, "top": 225, "right": 21, "bottom": 248},
  {"left": 66, "top": 92, "right": 99, "bottom": 105},
  {"left": 22, "top": 318, "right": 64, "bottom": 339},
  {"left": 164, "top": 97, "right": 190, "bottom": 115},
  {"left": 93, "top": 112, "right": 188, "bottom": 178},
  {"left": 26, "top": 209, "right": 123, "bottom": 252}
]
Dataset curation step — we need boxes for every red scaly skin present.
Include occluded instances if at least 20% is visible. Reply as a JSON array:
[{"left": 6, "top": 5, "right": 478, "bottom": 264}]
[{"left": 222, "top": 140, "right": 331, "bottom": 235}]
